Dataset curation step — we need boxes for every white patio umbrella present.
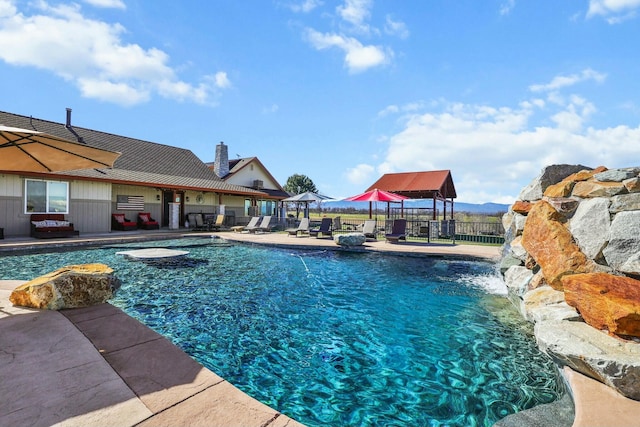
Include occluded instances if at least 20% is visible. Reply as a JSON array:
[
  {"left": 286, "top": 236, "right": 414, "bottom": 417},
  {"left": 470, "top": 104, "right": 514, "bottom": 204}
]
[
  {"left": 282, "top": 191, "right": 332, "bottom": 218},
  {"left": 0, "top": 125, "right": 121, "bottom": 172}
]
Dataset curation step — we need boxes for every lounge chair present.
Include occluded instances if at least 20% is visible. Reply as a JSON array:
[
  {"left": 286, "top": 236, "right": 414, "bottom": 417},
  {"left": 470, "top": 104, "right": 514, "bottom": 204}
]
[
  {"left": 362, "top": 219, "right": 377, "bottom": 241},
  {"left": 310, "top": 217, "right": 333, "bottom": 238},
  {"left": 209, "top": 214, "right": 225, "bottom": 231},
  {"left": 234, "top": 216, "right": 260, "bottom": 233},
  {"left": 385, "top": 219, "right": 407, "bottom": 243},
  {"left": 286, "top": 218, "right": 310, "bottom": 237},
  {"left": 332, "top": 216, "right": 341, "bottom": 233},
  {"left": 253, "top": 215, "right": 272, "bottom": 233},
  {"left": 137, "top": 212, "right": 160, "bottom": 230}
]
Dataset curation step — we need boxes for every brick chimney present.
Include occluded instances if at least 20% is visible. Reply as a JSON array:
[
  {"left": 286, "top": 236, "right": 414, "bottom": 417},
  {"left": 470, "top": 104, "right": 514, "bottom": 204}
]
[{"left": 214, "top": 141, "right": 229, "bottom": 178}]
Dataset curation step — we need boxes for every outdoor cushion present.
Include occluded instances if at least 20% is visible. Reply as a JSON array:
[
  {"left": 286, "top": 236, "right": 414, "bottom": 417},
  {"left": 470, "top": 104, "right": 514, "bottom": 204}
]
[
  {"left": 139, "top": 214, "right": 150, "bottom": 222},
  {"left": 113, "top": 214, "right": 125, "bottom": 223}
]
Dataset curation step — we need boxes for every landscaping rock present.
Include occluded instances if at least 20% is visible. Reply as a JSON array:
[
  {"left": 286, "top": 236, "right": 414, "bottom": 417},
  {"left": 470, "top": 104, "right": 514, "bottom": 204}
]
[
  {"left": 9, "top": 263, "right": 120, "bottom": 310},
  {"left": 563, "top": 272, "right": 640, "bottom": 338},
  {"left": 535, "top": 320, "right": 640, "bottom": 401},
  {"left": 521, "top": 200, "right": 595, "bottom": 290},
  {"left": 500, "top": 164, "right": 640, "bottom": 405},
  {"left": 602, "top": 211, "right": 640, "bottom": 274},
  {"left": 568, "top": 197, "right": 610, "bottom": 260},
  {"left": 518, "top": 164, "right": 590, "bottom": 201},
  {"left": 572, "top": 180, "right": 627, "bottom": 198},
  {"left": 334, "top": 233, "right": 366, "bottom": 247}
]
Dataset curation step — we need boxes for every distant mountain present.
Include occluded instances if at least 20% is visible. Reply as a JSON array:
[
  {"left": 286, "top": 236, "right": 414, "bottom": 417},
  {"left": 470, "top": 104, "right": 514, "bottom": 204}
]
[
  {"left": 452, "top": 202, "right": 510, "bottom": 214},
  {"left": 321, "top": 200, "right": 509, "bottom": 214}
]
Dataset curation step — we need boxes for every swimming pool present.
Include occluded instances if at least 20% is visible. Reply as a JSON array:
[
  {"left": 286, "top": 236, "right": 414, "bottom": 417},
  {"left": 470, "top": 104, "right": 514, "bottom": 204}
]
[{"left": 0, "top": 238, "right": 562, "bottom": 426}]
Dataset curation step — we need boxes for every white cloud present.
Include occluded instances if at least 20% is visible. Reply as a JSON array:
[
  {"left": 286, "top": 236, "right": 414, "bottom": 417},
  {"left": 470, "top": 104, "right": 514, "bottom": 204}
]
[
  {"left": 304, "top": 28, "right": 390, "bottom": 73},
  {"left": 368, "top": 92, "right": 640, "bottom": 204},
  {"left": 83, "top": 0, "right": 126, "bottom": 9},
  {"left": 587, "top": 0, "right": 640, "bottom": 22},
  {"left": 384, "top": 15, "right": 409, "bottom": 39},
  {"left": 214, "top": 71, "right": 231, "bottom": 89},
  {"left": 529, "top": 68, "right": 606, "bottom": 92},
  {"left": 336, "top": 0, "right": 372, "bottom": 32},
  {"left": 345, "top": 163, "right": 375, "bottom": 185},
  {"left": 0, "top": 1, "right": 228, "bottom": 106},
  {"left": 288, "top": 0, "right": 323, "bottom": 13}
]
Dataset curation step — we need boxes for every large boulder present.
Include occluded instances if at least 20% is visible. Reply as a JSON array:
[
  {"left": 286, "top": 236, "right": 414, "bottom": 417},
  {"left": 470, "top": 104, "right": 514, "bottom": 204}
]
[
  {"left": 334, "top": 233, "right": 366, "bottom": 247},
  {"left": 521, "top": 200, "right": 595, "bottom": 290},
  {"left": 518, "top": 164, "right": 591, "bottom": 201},
  {"left": 568, "top": 197, "right": 611, "bottom": 260},
  {"left": 9, "top": 264, "right": 120, "bottom": 310},
  {"left": 522, "top": 286, "right": 579, "bottom": 323},
  {"left": 535, "top": 320, "right": 640, "bottom": 400},
  {"left": 602, "top": 211, "right": 640, "bottom": 274},
  {"left": 563, "top": 273, "right": 640, "bottom": 338},
  {"left": 572, "top": 180, "right": 627, "bottom": 198}
]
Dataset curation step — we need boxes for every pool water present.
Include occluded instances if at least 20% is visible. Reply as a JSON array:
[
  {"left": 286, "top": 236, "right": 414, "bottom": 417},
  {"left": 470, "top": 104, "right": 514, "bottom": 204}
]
[{"left": 0, "top": 238, "right": 562, "bottom": 426}]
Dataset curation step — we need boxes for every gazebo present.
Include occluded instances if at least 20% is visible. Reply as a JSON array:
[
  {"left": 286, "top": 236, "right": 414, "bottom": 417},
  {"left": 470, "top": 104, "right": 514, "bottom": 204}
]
[{"left": 366, "top": 170, "right": 457, "bottom": 220}]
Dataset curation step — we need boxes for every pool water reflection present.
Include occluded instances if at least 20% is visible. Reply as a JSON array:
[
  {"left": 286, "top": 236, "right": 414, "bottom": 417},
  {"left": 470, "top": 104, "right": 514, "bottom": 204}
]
[{"left": 0, "top": 238, "right": 562, "bottom": 427}]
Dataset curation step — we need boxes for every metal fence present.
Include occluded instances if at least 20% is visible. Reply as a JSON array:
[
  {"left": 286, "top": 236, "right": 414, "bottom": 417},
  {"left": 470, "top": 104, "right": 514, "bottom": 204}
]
[
  {"left": 329, "top": 218, "right": 505, "bottom": 244},
  {"left": 236, "top": 215, "right": 505, "bottom": 244}
]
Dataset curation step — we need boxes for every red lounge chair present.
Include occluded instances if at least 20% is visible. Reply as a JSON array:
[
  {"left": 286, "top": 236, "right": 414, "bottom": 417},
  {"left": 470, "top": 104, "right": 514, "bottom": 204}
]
[
  {"left": 112, "top": 213, "right": 137, "bottom": 231},
  {"left": 137, "top": 212, "right": 160, "bottom": 230}
]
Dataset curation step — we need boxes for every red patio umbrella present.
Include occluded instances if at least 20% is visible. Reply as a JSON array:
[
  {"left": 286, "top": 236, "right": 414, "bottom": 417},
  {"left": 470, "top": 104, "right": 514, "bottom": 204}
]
[{"left": 344, "top": 188, "right": 408, "bottom": 219}]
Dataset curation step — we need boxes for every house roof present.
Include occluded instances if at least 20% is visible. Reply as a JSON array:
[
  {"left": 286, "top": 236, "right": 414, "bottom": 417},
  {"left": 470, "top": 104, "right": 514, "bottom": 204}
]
[
  {"left": 206, "top": 156, "right": 289, "bottom": 199},
  {"left": 0, "top": 110, "right": 267, "bottom": 196},
  {"left": 366, "top": 170, "right": 457, "bottom": 200}
]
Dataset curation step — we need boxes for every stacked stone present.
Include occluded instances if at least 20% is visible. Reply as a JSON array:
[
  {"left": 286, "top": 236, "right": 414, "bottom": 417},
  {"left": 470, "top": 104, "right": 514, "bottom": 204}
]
[{"left": 500, "top": 164, "right": 640, "bottom": 400}]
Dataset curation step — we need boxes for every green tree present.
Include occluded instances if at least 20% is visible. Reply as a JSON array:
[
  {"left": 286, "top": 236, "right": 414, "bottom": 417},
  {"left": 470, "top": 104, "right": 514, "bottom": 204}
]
[
  {"left": 283, "top": 174, "right": 317, "bottom": 194},
  {"left": 283, "top": 174, "right": 318, "bottom": 218}
]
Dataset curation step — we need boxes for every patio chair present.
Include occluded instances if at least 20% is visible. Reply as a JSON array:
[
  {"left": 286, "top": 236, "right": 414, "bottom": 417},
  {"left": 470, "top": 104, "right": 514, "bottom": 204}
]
[
  {"left": 137, "top": 212, "right": 160, "bottom": 230},
  {"left": 111, "top": 213, "right": 137, "bottom": 231},
  {"left": 362, "top": 219, "right": 377, "bottom": 241},
  {"left": 252, "top": 215, "right": 272, "bottom": 233},
  {"left": 191, "top": 213, "right": 208, "bottom": 231},
  {"left": 209, "top": 214, "right": 226, "bottom": 231},
  {"left": 385, "top": 219, "right": 407, "bottom": 243},
  {"left": 332, "top": 216, "right": 341, "bottom": 233},
  {"left": 310, "top": 217, "right": 332, "bottom": 238},
  {"left": 236, "top": 216, "right": 260, "bottom": 233},
  {"left": 286, "top": 218, "right": 310, "bottom": 237}
]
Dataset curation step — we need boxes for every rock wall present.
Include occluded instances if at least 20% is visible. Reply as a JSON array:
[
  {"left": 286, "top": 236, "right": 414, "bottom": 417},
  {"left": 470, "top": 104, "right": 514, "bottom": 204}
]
[{"left": 501, "top": 164, "right": 640, "bottom": 400}]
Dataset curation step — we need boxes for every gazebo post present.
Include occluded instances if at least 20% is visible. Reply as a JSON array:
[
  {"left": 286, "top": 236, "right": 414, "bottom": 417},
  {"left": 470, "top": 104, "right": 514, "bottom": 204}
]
[{"left": 432, "top": 196, "right": 437, "bottom": 220}]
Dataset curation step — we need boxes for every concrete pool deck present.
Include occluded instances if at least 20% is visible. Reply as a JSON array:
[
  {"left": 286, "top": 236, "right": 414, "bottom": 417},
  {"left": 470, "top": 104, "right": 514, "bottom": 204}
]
[{"left": 0, "top": 230, "right": 638, "bottom": 426}]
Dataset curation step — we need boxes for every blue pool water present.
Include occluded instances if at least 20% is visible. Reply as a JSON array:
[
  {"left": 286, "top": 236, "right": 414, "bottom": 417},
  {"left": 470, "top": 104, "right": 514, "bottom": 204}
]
[{"left": 0, "top": 238, "right": 562, "bottom": 426}]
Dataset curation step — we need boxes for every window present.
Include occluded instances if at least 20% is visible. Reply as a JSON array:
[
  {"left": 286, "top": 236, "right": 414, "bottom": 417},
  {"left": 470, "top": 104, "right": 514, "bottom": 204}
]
[{"left": 25, "top": 179, "right": 69, "bottom": 214}]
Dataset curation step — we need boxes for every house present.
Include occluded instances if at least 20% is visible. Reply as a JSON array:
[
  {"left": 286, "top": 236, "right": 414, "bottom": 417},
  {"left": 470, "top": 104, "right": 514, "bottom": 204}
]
[
  {"left": 205, "top": 142, "right": 289, "bottom": 218},
  {"left": 0, "top": 109, "right": 281, "bottom": 237}
]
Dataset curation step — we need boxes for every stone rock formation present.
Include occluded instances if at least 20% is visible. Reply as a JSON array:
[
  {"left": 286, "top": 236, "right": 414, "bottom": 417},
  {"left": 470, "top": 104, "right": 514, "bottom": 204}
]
[
  {"left": 501, "top": 164, "right": 640, "bottom": 400},
  {"left": 10, "top": 263, "right": 120, "bottom": 310},
  {"left": 334, "top": 233, "right": 366, "bottom": 247}
]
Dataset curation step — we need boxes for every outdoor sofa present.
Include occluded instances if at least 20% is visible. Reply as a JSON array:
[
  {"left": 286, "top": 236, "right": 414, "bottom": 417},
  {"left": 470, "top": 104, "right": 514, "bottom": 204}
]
[
  {"left": 30, "top": 213, "right": 79, "bottom": 239},
  {"left": 111, "top": 213, "right": 137, "bottom": 231}
]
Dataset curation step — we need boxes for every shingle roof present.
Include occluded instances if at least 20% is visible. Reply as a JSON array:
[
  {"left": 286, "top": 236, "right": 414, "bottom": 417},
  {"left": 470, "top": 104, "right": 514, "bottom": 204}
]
[
  {"left": 0, "top": 110, "right": 266, "bottom": 196},
  {"left": 206, "top": 156, "right": 289, "bottom": 199},
  {"left": 366, "top": 170, "right": 457, "bottom": 199}
]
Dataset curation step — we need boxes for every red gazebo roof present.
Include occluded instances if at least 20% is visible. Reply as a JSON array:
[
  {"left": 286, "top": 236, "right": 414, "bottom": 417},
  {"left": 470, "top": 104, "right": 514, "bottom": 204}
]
[{"left": 366, "top": 170, "right": 457, "bottom": 200}]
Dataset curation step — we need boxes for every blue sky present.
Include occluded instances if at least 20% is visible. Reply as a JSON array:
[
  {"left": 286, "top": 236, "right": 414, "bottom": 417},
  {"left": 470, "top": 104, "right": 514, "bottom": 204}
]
[{"left": 1, "top": 0, "right": 639, "bottom": 204}]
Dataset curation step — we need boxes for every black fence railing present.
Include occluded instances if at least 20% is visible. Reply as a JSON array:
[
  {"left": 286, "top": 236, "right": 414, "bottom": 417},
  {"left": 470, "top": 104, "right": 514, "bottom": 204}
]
[
  {"left": 315, "top": 218, "right": 505, "bottom": 244},
  {"left": 234, "top": 216, "right": 505, "bottom": 244}
]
